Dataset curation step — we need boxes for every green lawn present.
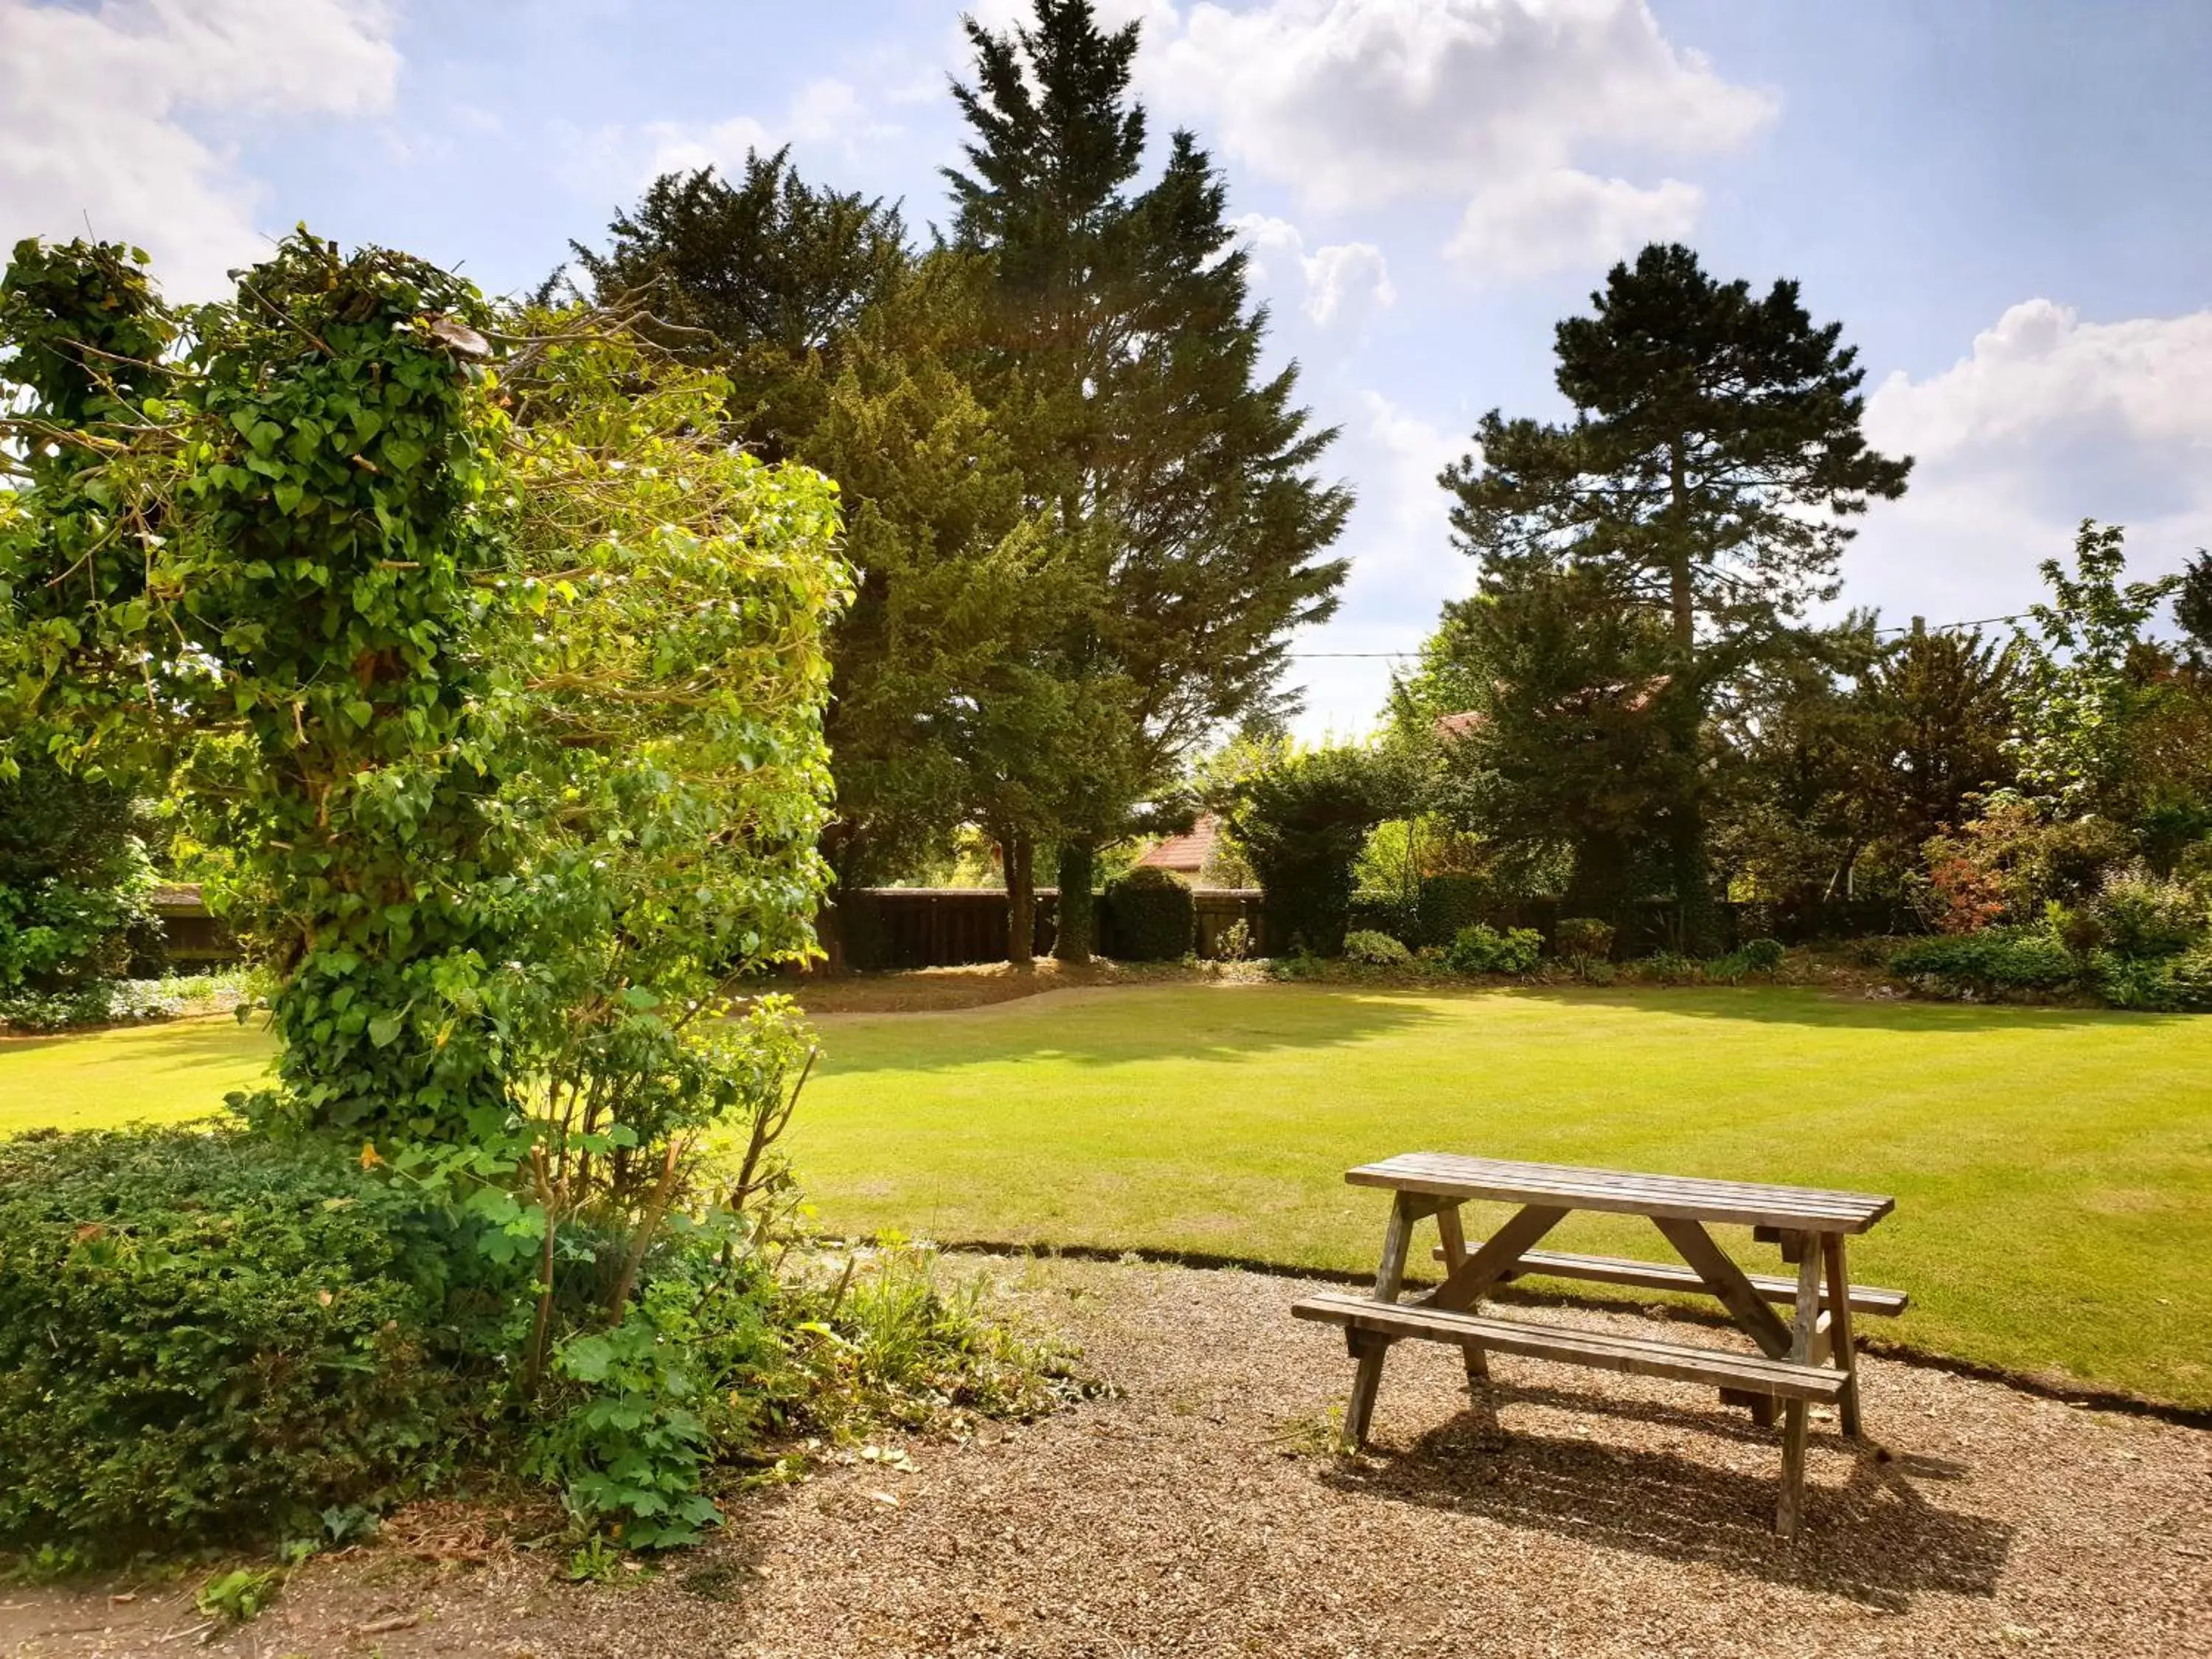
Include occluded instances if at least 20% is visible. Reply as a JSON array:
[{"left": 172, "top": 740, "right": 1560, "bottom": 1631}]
[{"left": 7, "top": 984, "right": 2209, "bottom": 1407}]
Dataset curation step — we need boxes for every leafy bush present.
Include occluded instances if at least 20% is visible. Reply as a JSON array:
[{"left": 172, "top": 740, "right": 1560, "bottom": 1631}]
[
  {"left": 1342, "top": 930, "right": 1412, "bottom": 967},
  {"left": 1741, "top": 937, "right": 1786, "bottom": 973},
  {"left": 2093, "top": 948, "right": 2212, "bottom": 1012},
  {"left": 1554, "top": 916, "right": 1615, "bottom": 966},
  {"left": 0, "top": 750, "right": 159, "bottom": 1009},
  {"left": 1105, "top": 866, "right": 1194, "bottom": 961},
  {"left": 1214, "top": 917, "right": 1253, "bottom": 962},
  {"left": 1887, "top": 931, "right": 2080, "bottom": 996},
  {"left": 2087, "top": 867, "right": 2204, "bottom": 959},
  {"left": 0, "top": 1127, "right": 504, "bottom": 1559},
  {"left": 1445, "top": 924, "right": 1543, "bottom": 975}
]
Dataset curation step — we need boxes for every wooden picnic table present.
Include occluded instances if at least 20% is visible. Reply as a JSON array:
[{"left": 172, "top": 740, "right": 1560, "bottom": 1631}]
[{"left": 1292, "top": 1152, "right": 1905, "bottom": 1537}]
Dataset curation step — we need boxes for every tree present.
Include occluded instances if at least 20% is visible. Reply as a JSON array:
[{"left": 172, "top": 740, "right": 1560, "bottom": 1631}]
[
  {"left": 1857, "top": 622, "right": 2023, "bottom": 852},
  {"left": 1441, "top": 243, "right": 1910, "bottom": 947},
  {"left": 947, "top": 0, "right": 1351, "bottom": 961},
  {"left": 2176, "top": 549, "right": 2212, "bottom": 667},
  {"left": 2012, "top": 521, "right": 2180, "bottom": 818},
  {"left": 1397, "top": 562, "right": 1681, "bottom": 914},
  {"left": 1225, "top": 745, "right": 1400, "bottom": 956},
  {"left": 567, "top": 150, "right": 906, "bottom": 457}
]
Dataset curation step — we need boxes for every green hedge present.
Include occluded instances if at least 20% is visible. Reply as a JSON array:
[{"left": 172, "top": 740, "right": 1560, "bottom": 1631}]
[
  {"left": 1104, "top": 867, "right": 1194, "bottom": 961},
  {"left": 0, "top": 1127, "right": 507, "bottom": 1559},
  {"left": 1887, "top": 931, "right": 2079, "bottom": 995}
]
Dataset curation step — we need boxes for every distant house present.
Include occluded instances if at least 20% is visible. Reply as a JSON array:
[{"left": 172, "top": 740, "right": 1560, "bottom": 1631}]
[
  {"left": 1135, "top": 814, "right": 1222, "bottom": 882},
  {"left": 149, "top": 883, "right": 240, "bottom": 965}
]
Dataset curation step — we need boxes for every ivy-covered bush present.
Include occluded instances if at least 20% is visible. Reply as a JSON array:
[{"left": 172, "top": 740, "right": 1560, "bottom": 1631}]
[
  {"left": 0, "top": 1127, "right": 510, "bottom": 1560},
  {"left": 1445, "top": 923, "right": 1543, "bottom": 975},
  {"left": 1342, "top": 929, "right": 1412, "bottom": 967},
  {"left": 1105, "top": 866, "right": 1194, "bottom": 960},
  {"left": 1416, "top": 874, "right": 1489, "bottom": 949}
]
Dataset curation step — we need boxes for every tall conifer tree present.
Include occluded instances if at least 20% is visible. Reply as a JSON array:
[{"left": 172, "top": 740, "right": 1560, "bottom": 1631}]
[
  {"left": 1442, "top": 243, "right": 1910, "bottom": 947},
  {"left": 946, "top": 0, "right": 1351, "bottom": 961}
]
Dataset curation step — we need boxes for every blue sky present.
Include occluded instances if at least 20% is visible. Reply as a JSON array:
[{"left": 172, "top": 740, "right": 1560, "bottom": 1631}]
[{"left": 7, "top": 0, "right": 2211, "bottom": 734}]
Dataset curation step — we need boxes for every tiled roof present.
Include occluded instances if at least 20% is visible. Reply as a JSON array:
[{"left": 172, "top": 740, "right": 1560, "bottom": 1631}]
[
  {"left": 1135, "top": 813, "right": 1220, "bottom": 872},
  {"left": 148, "top": 883, "right": 207, "bottom": 911}
]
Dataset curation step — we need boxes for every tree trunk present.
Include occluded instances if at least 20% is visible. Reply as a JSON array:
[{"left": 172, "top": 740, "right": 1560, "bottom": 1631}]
[
  {"left": 1664, "top": 438, "right": 1720, "bottom": 955},
  {"left": 1054, "top": 839, "right": 1096, "bottom": 964},
  {"left": 1004, "top": 830, "right": 1035, "bottom": 967}
]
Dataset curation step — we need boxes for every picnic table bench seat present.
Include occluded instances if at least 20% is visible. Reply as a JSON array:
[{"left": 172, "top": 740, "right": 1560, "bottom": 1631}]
[
  {"left": 1293, "top": 1292, "right": 1851, "bottom": 1402},
  {"left": 1424, "top": 1242, "right": 1910, "bottom": 1316},
  {"left": 1305, "top": 1151, "right": 1903, "bottom": 1540}
]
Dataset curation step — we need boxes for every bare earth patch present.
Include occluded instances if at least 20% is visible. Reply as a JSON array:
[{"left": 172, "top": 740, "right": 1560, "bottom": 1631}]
[{"left": 4, "top": 1257, "right": 2206, "bottom": 1658}]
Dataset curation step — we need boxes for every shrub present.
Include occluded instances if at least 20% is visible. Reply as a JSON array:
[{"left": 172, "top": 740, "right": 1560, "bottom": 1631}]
[
  {"left": 1740, "top": 937, "right": 1786, "bottom": 974},
  {"left": 1554, "top": 916, "right": 1615, "bottom": 966},
  {"left": 0, "top": 1127, "right": 503, "bottom": 1559},
  {"left": 2087, "top": 866, "right": 2204, "bottom": 959},
  {"left": 1445, "top": 924, "right": 1542, "bottom": 975},
  {"left": 1214, "top": 917, "right": 1253, "bottom": 962},
  {"left": 1416, "top": 874, "right": 1488, "bottom": 950},
  {"left": 2094, "top": 948, "right": 2212, "bottom": 1012},
  {"left": 1887, "top": 931, "right": 2079, "bottom": 997},
  {"left": 1104, "top": 866, "right": 1194, "bottom": 961},
  {"left": 1342, "top": 930, "right": 1412, "bottom": 967}
]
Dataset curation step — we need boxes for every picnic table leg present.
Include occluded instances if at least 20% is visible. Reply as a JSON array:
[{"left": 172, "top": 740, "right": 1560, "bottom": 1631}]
[
  {"left": 1820, "top": 1232, "right": 1863, "bottom": 1439},
  {"left": 1775, "top": 1236, "right": 1825, "bottom": 1539},
  {"left": 1433, "top": 1203, "right": 1490, "bottom": 1386},
  {"left": 1343, "top": 1192, "right": 1417, "bottom": 1448}
]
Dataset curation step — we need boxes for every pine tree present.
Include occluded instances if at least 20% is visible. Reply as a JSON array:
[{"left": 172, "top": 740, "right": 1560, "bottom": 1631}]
[
  {"left": 1442, "top": 243, "right": 1910, "bottom": 948},
  {"left": 947, "top": 0, "right": 1351, "bottom": 961}
]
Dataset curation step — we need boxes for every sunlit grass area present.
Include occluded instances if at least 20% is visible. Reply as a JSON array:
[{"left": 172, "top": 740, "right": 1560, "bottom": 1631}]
[{"left": 8, "top": 982, "right": 2208, "bottom": 1406}]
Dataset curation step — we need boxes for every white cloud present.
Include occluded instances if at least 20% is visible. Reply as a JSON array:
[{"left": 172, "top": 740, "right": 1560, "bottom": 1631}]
[
  {"left": 1854, "top": 300, "right": 2212, "bottom": 625},
  {"left": 0, "top": 0, "right": 399, "bottom": 300},
  {"left": 1146, "top": 0, "right": 1773, "bottom": 279},
  {"left": 624, "top": 77, "right": 900, "bottom": 185},
  {"left": 1288, "top": 390, "right": 1471, "bottom": 736},
  {"left": 1444, "top": 167, "right": 1700, "bottom": 282},
  {"left": 1232, "top": 214, "right": 1395, "bottom": 327}
]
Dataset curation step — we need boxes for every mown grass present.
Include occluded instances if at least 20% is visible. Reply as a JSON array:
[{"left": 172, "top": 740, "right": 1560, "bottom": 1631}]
[{"left": 7, "top": 983, "right": 2208, "bottom": 1407}]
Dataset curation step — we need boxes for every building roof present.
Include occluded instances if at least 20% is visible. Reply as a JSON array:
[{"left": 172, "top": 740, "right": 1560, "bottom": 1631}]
[
  {"left": 148, "top": 883, "right": 208, "bottom": 913},
  {"left": 1135, "top": 813, "right": 1221, "bottom": 874}
]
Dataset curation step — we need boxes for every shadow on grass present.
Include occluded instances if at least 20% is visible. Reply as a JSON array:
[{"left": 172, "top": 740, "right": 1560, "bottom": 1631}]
[
  {"left": 1497, "top": 981, "right": 2176, "bottom": 1034},
  {"left": 1332, "top": 1381, "right": 2011, "bottom": 1610},
  {"left": 815, "top": 984, "right": 1453, "bottom": 1075}
]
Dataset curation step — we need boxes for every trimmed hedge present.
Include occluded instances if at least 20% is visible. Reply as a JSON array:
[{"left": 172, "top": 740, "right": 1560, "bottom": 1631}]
[
  {"left": 1886, "top": 931, "right": 2079, "bottom": 995},
  {"left": 0, "top": 1127, "right": 507, "bottom": 1559},
  {"left": 1104, "top": 867, "right": 1194, "bottom": 961}
]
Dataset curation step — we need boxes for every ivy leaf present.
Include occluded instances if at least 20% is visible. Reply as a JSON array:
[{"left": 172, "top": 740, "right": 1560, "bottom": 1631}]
[
  {"left": 366, "top": 1012, "right": 405, "bottom": 1048},
  {"left": 273, "top": 480, "right": 306, "bottom": 515}
]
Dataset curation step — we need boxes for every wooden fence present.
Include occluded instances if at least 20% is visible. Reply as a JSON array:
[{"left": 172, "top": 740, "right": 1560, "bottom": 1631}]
[{"left": 832, "top": 886, "right": 1267, "bottom": 970}]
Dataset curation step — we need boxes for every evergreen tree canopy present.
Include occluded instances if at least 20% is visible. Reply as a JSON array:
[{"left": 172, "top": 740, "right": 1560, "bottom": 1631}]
[
  {"left": 946, "top": 0, "right": 1351, "bottom": 872},
  {"left": 572, "top": 149, "right": 906, "bottom": 361},
  {"left": 1441, "top": 242, "right": 1910, "bottom": 942}
]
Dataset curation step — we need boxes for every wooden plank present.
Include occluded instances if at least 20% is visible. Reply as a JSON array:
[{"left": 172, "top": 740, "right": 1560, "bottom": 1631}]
[
  {"left": 1420, "top": 1204, "right": 1568, "bottom": 1313},
  {"left": 1651, "top": 1218, "right": 1797, "bottom": 1359},
  {"left": 1823, "top": 1231, "right": 1863, "bottom": 1440},
  {"left": 1293, "top": 1294, "right": 1848, "bottom": 1402},
  {"left": 1775, "top": 1245, "right": 1826, "bottom": 1539},
  {"left": 1433, "top": 1205, "right": 1489, "bottom": 1385},
  {"left": 1425, "top": 1244, "right": 1909, "bottom": 1316},
  {"left": 1343, "top": 1192, "right": 1417, "bottom": 1447},
  {"left": 1348, "top": 1153, "right": 1893, "bottom": 1234}
]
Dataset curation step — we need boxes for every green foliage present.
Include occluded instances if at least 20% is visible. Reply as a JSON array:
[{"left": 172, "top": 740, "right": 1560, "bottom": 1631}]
[
  {"left": 1740, "top": 937, "right": 1787, "bottom": 974},
  {"left": 0, "top": 1127, "right": 504, "bottom": 1559},
  {"left": 947, "top": 0, "right": 1350, "bottom": 876},
  {"left": 2093, "top": 948, "right": 2212, "bottom": 1012},
  {"left": 1919, "top": 796, "right": 2133, "bottom": 931},
  {"left": 1438, "top": 242, "right": 1910, "bottom": 940},
  {"left": 1887, "top": 931, "right": 2080, "bottom": 997},
  {"left": 0, "top": 748, "right": 159, "bottom": 1005},
  {"left": 1554, "top": 916, "right": 1616, "bottom": 965},
  {"left": 1444, "top": 924, "right": 1543, "bottom": 975},
  {"left": 532, "top": 1287, "right": 720, "bottom": 1551},
  {"left": 1416, "top": 874, "right": 1491, "bottom": 949},
  {"left": 2086, "top": 867, "right": 2205, "bottom": 959},
  {"left": 2013, "top": 522, "right": 2183, "bottom": 815},
  {"left": 1227, "top": 745, "right": 1399, "bottom": 956},
  {"left": 1103, "top": 866, "right": 1194, "bottom": 961},
  {"left": 1341, "top": 930, "right": 1411, "bottom": 967},
  {"left": 195, "top": 1566, "right": 282, "bottom": 1624}
]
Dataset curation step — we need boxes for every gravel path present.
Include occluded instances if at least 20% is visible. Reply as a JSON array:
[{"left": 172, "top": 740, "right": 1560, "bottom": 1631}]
[{"left": 4, "top": 1256, "right": 2206, "bottom": 1658}]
